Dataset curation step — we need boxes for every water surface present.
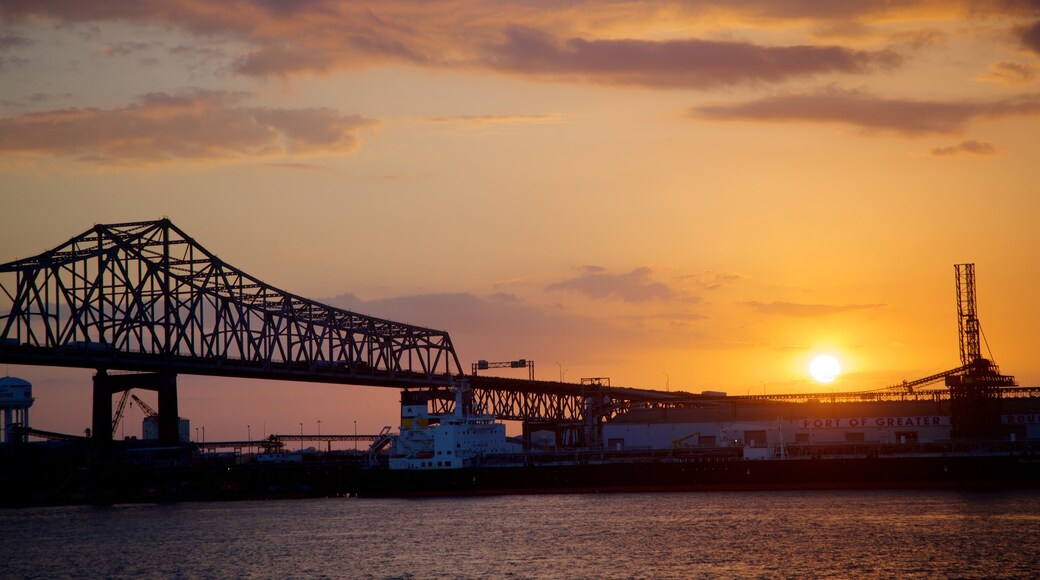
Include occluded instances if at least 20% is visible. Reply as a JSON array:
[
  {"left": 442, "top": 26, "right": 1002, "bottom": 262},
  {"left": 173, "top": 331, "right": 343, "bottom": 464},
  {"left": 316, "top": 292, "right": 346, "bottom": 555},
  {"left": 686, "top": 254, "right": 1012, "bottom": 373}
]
[{"left": 2, "top": 490, "right": 1039, "bottom": 578}]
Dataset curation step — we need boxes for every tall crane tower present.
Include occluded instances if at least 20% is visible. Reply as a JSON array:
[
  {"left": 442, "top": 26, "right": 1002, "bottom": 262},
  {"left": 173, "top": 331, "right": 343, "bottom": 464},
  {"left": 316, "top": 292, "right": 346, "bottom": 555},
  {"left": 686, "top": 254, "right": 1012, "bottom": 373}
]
[
  {"left": 955, "top": 264, "right": 981, "bottom": 367},
  {"left": 946, "top": 264, "right": 1015, "bottom": 439}
]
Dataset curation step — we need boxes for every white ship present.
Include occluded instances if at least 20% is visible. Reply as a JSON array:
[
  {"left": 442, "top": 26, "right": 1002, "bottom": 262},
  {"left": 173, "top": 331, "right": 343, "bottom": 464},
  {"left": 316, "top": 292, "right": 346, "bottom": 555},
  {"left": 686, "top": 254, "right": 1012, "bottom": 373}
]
[{"left": 389, "top": 383, "right": 511, "bottom": 470}]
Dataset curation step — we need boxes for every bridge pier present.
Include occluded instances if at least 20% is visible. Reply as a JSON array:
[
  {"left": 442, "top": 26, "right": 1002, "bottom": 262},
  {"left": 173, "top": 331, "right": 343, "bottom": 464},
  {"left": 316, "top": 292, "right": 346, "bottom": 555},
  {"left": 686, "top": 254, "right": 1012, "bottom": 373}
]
[
  {"left": 93, "top": 370, "right": 181, "bottom": 447},
  {"left": 92, "top": 370, "right": 119, "bottom": 451},
  {"left": 156, "top": 374, "right": 179, "bottom": 444}
]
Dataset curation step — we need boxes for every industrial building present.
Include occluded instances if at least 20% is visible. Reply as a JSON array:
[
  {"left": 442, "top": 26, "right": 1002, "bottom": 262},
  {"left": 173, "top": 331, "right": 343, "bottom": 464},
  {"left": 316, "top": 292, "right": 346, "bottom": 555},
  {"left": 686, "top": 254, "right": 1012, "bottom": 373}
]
[{"left": 604, "top": 397, "right": 1040, "bottom": 455}]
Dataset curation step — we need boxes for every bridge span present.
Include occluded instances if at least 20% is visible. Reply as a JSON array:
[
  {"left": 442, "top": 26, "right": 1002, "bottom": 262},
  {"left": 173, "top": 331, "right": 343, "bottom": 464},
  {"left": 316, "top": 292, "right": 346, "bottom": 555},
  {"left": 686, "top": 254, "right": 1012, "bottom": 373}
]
[{"left": 0, "top": 219, "right": 686, "bottom": 447}]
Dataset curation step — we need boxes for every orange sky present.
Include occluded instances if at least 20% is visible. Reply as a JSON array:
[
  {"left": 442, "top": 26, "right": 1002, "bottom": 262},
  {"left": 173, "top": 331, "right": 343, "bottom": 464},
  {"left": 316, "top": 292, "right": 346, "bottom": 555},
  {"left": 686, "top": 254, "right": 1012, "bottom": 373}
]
[{"left": 1, "top": 1, "right": 1038, "bottom": 441}]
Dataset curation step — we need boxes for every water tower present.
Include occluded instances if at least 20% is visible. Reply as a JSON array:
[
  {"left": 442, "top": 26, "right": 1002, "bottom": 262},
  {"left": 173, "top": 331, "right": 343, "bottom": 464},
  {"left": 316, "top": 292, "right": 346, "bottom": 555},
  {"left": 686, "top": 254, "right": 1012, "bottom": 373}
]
[{"left": 0, "top": 376, "right": 33, "bottom": 444}]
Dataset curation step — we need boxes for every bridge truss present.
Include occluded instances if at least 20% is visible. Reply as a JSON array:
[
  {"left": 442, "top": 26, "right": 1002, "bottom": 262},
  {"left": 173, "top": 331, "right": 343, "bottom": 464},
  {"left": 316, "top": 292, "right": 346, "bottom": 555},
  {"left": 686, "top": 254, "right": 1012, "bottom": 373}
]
[
  {"left": 0, "top": 219, "right": 469, "bottom": 444},
  {"left": 0, "top": 219, "right": 463, "bottom": 384}
]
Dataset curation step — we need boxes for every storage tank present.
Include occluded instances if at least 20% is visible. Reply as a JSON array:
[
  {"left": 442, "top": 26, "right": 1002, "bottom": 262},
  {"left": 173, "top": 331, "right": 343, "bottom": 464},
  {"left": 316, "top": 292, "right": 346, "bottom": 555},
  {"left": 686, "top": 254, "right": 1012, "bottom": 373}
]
[{"left": 0, "top": 376, "right": 33, "bottom": 444}]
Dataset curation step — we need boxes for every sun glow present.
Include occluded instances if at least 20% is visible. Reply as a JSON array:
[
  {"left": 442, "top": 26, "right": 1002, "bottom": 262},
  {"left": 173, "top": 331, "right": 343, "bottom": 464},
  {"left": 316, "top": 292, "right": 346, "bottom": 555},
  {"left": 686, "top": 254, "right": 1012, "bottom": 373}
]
[{"left": 809, "top": 354, "right": 842, "bottom": 384}]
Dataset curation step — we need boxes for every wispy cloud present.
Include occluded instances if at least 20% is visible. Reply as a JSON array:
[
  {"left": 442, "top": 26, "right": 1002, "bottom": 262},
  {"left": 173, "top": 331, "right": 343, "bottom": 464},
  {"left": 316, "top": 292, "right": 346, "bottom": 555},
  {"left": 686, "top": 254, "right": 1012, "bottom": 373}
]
[
  {"left": 262, "top": 162, "right": 328, "bottom": 170},
  {"left": 424, "top": 113, "right": 564, "bottom": 128},
  {"left": 692, "top": 89, "right": 1040, "bottom": 136},
  {"left": 547, "top": 266, "right": 680, "bottom": 302},
  {"left": 977, "top": 61, "right": 1037, "bottom": 86},
  {"left": 0, "top": 90, "right": 378, "bottom": 166},
  {"left": 675, "top": 270, "right": 747, "bottom": 290},
  {"left": 100, "top": 41, "right": 156, "bottom": 58},
  {"left": 741, "top": 301, "right": 884, "bottom": 317},
  {"left": 927, "top": 139, "right": 997, "bottom": 157}
]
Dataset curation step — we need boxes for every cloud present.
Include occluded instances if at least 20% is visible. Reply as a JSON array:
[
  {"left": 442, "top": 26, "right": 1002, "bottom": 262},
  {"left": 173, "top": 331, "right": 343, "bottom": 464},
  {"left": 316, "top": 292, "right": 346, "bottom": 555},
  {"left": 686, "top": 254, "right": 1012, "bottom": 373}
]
[
  {"left": 1, "top": 92, "right": 74, "bottom": 109},
  {"left": 424, "top": 113, "right": 564, "bottom": 128},
  {"left": 0, "top": 1, "right": 913, "bottom": 87},
  {"left": 977, "top": 61, "right": 1037, "bottom": 86},
  {"left": 692, "top": 89, "right": 1040, "bottom": 135},
  {"left": 546, "top": 266, "right": 678, "bottom": 302},
  {"left": 262, "top": 162, "right": 328, "bottom": 170},
  {"left": 0, "top": 90, "right": 378, "bottom": 165},
  {"left": 481, "top": 26, "right": 902, "bottom": 89},
  {"left": 741, "top": 301, "right": 884, "bottom": 317},
  {"left": 675, "top": 270, "right": 747, "bottom": 290},
  {"left": 0, "top": 33, "right": 30, "bottom": 71},
  {"left": 0, "top": 33, "right": 30, "bottom": 50},
  {"left": 1021, "top": 20, "right": 1040, "bottom": 55},
  {"left": 927, "top": 139, "right": 997, "bottom": 157},
  {"left": 100, "top": 41, "right": 155, "bottom": 58}
]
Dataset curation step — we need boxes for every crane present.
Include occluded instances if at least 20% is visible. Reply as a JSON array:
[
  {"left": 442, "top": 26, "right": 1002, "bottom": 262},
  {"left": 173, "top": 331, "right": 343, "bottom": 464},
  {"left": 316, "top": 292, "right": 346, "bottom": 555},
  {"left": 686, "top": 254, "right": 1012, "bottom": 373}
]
[
  {"left": 946, "top": 263, "right": 1015, "bottom": 438},
  {"left": 872, "top": 264, "right": 1014, "bottom": 398},
  {"left": 111, "top": 390, "right": 132, "bottom": 436},
  {"left": 131, "top": 394, "right": 158, "bottom": 418}
]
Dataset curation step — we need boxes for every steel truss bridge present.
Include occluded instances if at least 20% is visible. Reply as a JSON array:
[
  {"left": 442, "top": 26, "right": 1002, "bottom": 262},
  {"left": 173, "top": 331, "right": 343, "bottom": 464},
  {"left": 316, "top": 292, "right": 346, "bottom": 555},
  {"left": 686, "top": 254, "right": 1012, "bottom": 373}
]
[
  {"left": 0, "top": 220, "right": 1029, "bottom": 448},
  {"left": 0, "top": 219, "right": 686, "bottom": 446}
]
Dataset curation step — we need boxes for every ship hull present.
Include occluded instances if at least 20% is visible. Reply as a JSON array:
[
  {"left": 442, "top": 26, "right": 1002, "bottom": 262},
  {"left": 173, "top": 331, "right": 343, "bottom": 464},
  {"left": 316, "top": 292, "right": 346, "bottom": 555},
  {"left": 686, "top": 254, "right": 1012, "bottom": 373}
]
[{"left": 351, "top": 454, "right": 1040, "bottom": 497}]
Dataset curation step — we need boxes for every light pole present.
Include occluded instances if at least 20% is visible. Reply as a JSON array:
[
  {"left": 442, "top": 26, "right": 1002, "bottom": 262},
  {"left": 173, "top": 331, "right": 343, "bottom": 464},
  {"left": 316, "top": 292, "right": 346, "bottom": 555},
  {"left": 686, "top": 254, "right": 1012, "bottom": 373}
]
[
  {"left": 354, "top": 420, "right": 357, "bottom": 451},
  {"left": 555, "top": 362, "right": 567, "bottom": 383},
  {"left": 299, "top": 422, "right": 303, "bottom": 452},
  {"left": 247, "top": 424, "right": 251, "bottom": 454}
]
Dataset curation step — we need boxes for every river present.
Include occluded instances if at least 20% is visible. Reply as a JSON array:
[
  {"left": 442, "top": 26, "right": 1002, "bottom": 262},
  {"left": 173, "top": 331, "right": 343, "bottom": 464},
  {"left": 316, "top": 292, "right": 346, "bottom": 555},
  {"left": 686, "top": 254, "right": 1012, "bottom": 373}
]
[{"left": 2, "top": 490, "right": 1040, "bottom": 578}]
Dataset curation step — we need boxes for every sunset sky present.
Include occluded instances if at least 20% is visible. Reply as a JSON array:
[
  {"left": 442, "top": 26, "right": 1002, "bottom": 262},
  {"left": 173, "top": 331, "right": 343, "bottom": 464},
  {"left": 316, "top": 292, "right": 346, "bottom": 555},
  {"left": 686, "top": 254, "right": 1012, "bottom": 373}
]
[{"left": 1, "top": 1, "right": 1038, "bottom": 441}]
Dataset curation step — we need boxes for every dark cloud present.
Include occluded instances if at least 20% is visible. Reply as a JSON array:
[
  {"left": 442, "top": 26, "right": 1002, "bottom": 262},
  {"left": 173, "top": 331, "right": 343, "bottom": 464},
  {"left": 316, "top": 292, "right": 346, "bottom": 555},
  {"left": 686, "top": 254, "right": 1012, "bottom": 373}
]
[
  {"left": 741, "top": 301, "right": 884, "bottom": 317},
  {"left": 546, "top": 267, "right": 677, "bottom": 302},
  {"left": 0, "top": 33, "right": 30, "bottom": 50},
  {"left": 927, "top": 139, "right": 997, "bottom": 157},
  {"left": 1021, "top": 20, "right": 1040, "bottom": 55},
  {"left": 482, "top": 26, "right": 901, "bottom": 88},
  {"left": 0, "top": 90, "right": 378, "bottom": 165},
  {"left": 692, "top": 89, "right": 1040, "bottom": 135}
]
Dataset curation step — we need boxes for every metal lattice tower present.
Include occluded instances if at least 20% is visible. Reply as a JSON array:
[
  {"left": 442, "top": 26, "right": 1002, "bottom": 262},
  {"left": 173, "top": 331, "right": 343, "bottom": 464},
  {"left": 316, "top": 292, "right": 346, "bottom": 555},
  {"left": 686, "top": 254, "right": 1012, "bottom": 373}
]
[{"left": 955, "top": 263, "right": 981, "bottom": 366}]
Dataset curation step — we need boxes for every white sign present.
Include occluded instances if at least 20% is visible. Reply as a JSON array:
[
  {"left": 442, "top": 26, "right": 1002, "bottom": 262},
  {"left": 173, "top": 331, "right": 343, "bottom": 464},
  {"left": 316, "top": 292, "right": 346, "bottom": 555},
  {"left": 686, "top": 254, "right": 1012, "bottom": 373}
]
[{"left": 800, "top": 416, "right": 946, "bottom": 429}]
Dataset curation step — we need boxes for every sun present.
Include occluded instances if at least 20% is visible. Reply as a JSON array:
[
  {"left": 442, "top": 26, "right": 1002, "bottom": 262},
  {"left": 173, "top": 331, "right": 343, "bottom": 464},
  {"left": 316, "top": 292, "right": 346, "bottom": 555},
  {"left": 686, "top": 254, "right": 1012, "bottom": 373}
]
[{"left": 809, "top": 354, "right": 842, "bottom": 384}]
